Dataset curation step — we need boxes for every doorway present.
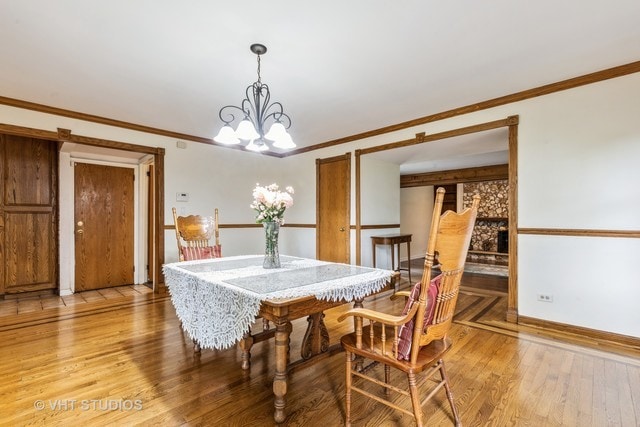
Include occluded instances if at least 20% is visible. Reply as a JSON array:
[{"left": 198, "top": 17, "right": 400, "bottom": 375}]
[
  {"left": 356, "top": 116, "right": 519, "bottom": 322},
  {"left": 58, "top": 141, "right": 161, "bottom": 295}
]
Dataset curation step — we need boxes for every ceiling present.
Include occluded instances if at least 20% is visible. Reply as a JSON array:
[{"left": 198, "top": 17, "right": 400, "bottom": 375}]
[{"left": 1, "top": 1, "right": 639, "bottom": 172}]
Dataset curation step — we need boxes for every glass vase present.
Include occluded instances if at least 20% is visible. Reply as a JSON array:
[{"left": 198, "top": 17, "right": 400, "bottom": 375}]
[{"left": 263, "top": 221, "right": 281, "bottom": 269}]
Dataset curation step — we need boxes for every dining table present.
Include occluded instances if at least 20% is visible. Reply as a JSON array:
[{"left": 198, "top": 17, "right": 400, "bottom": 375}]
[{"left": 163, "top": 254, "right": 395, "bottom": 423}]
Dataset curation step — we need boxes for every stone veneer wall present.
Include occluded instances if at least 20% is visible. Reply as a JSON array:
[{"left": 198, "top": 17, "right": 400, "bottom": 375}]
[{"left": 463, "top": 180, "right": 509, "bottom": 255}]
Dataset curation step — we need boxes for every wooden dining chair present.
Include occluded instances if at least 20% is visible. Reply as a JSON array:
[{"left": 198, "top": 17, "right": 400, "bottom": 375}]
[
  {"left": 339, "top": 188, "right": 480, "bottom": 426},
  {"left": 172, "top": 207, "right": 222, "bottom": 261}
]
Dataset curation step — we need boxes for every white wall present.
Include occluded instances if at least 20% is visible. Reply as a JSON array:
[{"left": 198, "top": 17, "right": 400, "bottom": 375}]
[
  {"left": 400, "top": 186, "right": 434, "bottom": 263},
  {"left": 2, "top": 71, "right": 639, "bottom": 338},
  {"left": 359, "top": 157, "right": 401, "bottom": 268}
]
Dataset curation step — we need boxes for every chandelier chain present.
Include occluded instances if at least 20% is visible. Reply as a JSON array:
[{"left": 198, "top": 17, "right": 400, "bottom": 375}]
[{"left": 257, "top": 54, "right": 262, "bottom": 84}]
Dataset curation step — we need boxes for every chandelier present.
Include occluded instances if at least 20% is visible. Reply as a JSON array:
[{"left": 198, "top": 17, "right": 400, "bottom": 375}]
[{"left": 213, "top": 43, "right": 295, "bottom": 152}]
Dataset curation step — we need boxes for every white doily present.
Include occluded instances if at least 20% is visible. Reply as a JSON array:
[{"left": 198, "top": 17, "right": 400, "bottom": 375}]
[{"left": 163, "top": 255, "right": 394, "bottom": 350}]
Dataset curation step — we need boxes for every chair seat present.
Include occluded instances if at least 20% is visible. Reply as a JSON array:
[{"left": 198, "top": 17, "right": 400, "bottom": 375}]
[{"left": 341, "top": 323, "right": 452, "bottom": 374}]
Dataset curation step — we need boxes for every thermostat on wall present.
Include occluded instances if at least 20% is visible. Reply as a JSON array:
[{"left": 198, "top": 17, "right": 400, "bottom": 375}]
[{"left": 176, "top": 192, "right": 189, "bottom": 202}]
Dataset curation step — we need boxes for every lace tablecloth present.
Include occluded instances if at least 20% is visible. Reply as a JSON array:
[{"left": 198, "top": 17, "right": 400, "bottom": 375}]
[{"left": 163, "top": 255, "right": 394, "bottom": 350}]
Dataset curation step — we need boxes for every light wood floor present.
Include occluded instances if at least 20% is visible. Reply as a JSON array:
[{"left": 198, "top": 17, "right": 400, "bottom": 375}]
[
  {"left": 0, "top": 284, "right": 153, "bottom": 316},
  {"left": 1, "top": 276, "right": 638, "bottom": 426}
]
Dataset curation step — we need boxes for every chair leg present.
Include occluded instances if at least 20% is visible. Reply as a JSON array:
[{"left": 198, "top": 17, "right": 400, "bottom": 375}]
[
  {"left": 384, "top": 364, "right": 391, "bottom": 396},
  {"left": 345, "top": 351, "right": 352, "bottom": 427},
  {"left": 439, "top": 359, "right": 461, "bottom": 427},
  {"left": 407, "top": 372, "right": 424, "bottom": 427}
]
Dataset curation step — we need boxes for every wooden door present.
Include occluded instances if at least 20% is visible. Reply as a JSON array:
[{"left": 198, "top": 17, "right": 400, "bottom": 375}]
[
  {"left": 74, "top": 163, "right": 134, "bottom": 291},
  {"left": 0, "top": 134, "right": 58, "bottom": 295},
  {"left": 316, "top": 154, "right": 350, "bottom": 263}
]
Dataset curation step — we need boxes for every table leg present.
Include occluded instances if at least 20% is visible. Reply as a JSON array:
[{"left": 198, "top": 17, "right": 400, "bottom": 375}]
[
  {"left": 391, "top": 243, "right": 396, "bottom": 272},
  {"left": 274, "top": 320, "right": 292, "bottom": 424},
  {"left": 407, "top": 240, "right": 412, "bottom": 283},
  {"left": 239, "top": 331, "right": 254, "bottom": 370},
  {"left": 301, "top": 312, "right": 330, "bottom": 360},
  {"left": 372, "top": 241, "right": 376, "bottom": 268}
]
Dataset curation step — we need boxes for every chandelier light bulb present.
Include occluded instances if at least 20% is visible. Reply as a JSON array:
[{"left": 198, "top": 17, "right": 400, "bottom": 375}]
[
  {"left": 264, "top": 121, "right": 287, "bottom": 141},
  {"left": 272, "top": 132, "right": 296, "bottom": 149},
  {"left": 213, "top": 125, "right": 241, "bottom": 145},
  {"left": 246, "top": 139, "right": 269, "bottom": 152},
  {"left": 235, "top": 118, "right": 260, "bottom": 141}
]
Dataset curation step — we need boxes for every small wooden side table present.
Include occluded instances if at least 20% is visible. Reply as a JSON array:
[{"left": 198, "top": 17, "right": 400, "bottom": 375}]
[{"left": 371, "top": 233, "right": 412, "bottom": 283}]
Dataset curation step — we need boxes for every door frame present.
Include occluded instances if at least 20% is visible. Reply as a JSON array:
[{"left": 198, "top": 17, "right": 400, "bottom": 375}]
[{"left": 355, "top": 116, "right": 519, "bottom": 322}]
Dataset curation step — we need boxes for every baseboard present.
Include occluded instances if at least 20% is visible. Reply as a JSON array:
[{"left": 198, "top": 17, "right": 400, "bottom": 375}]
[{"left": 518, "top": 315, "right": 640, "bottom": 350}]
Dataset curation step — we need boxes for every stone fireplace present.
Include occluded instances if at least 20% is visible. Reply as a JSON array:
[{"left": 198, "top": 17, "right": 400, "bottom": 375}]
[{"left": 463, "top": 180, "right": 509, "bottom": 265}]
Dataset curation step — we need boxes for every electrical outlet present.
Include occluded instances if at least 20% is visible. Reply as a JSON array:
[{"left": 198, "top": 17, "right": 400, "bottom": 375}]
[{"left": 537, "top": 294, "right": 553, "bottom": 302}]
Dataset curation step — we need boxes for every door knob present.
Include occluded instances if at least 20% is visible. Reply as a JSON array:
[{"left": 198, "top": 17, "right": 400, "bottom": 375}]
[
  {"left": 339, "top": 227, "right": 345, "bottom": 232},
  {"left": 77, "top": 229, "right": 84, "bottom": 234}
]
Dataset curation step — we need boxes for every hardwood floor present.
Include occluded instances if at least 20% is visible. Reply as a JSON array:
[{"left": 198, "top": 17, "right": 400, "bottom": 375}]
[
  {"left": 0, "top": 284, "right": 153, "bottom": 316},
  {"left": 1, "top": 276, "right": 638, "bottom": 426}
]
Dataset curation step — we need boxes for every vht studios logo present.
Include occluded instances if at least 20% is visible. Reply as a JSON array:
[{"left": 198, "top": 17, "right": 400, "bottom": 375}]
[{"left": 34, "top": 399, "right": 143, "bottom": 411}]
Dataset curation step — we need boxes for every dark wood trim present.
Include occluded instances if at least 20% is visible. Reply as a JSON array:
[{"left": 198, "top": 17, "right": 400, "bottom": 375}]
[
  {"left": 358, "top": 224, "right": 401, "bottom": 230},
  {"left": 161, "top": 223, "right": 640, "bottom": 238},
  {"left": 154, "top": 148, "right": 165, "bottom": 292},
  {"left": 0, "top": 123, "right": 59, "bottom": 141},
  {"left": 2, "top": 205, "right": 53, "bottom": 213},
  {"left": 164, "top": 223, "right": 317, "bottom": 230},
  {"left": 507, "top": 121, "right": 519, "bottom": 323},
  {"left": 518, "top": 315, "right": 640, "bottom": 350},
  {"left": 219, "top": 224, "right": 262, "bottom": 229},
  {"left": 66, "top": 132, "right": 162, "bottom": 155},
  {"left": 519, "top": 228, "right": 640, "bottom": 239},
  {"left": 358, "top": 117, "right": 516, "bottom": 156},
  {"left": 0, "top": 96, "right": 284, "bottom": 157},
  {"left": 401, "top": 164, "right": 508, "bottom": 188},
  {"left": 355, "top": 150, "right": 362, "bottom": 265},
  {"left": 285, "top": 61, "right": 640, "bottom": 155},
  {"left": 3, "top": 61, "right": 640, "bottom": 158},
  {"left": 468, "top": 250, "right": 508, "bottom": 257},
  {"left": 0, "top": 95, "right": 209, "bottom": 141}
]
